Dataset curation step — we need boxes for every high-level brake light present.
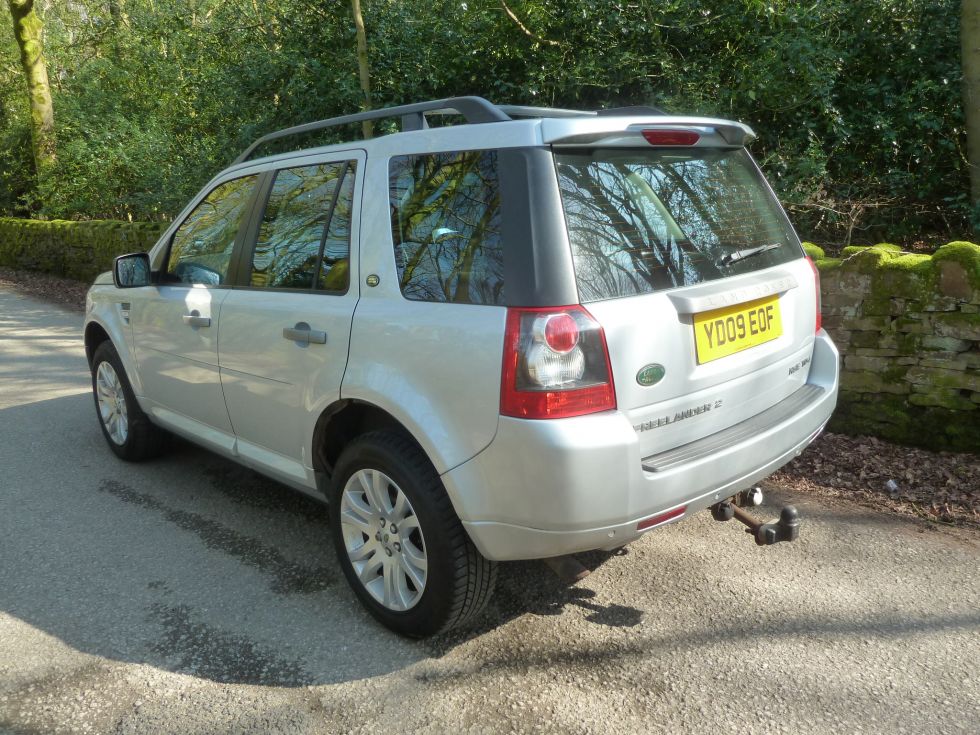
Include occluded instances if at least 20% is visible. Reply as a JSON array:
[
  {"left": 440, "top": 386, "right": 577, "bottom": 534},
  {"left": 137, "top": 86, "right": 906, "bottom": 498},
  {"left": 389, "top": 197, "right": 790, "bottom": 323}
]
[{"left": 641, "top": 129, "right": 700, "bottom": 146}]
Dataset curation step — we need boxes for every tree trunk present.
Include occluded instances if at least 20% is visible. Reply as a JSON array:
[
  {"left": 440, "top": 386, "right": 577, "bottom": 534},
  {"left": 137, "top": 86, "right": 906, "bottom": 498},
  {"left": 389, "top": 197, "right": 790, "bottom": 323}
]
[
  {"left": 7, "top": 0, "right": 55, "bottom": 178},
  {"left": 351, "top": 0, "right": 373, "bottom": 139},
  {"left": 963, "top": 0, "right": 980, "bottom": 220}
]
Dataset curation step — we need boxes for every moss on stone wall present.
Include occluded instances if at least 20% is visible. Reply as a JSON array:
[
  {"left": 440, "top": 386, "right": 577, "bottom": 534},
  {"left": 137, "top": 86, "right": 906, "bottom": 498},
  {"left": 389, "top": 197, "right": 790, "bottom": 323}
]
[
  {"left": 801, "top": 242, "right": 825, "bottom": 260},
  {"left": 813, "top": 240, "right": 979, "bottom": 453},
  {"left": 829, "top": 393, "right": 980, "bottom": 452},
  {"left": 0, "top": 218, "right": 167, "bottom": 282}
]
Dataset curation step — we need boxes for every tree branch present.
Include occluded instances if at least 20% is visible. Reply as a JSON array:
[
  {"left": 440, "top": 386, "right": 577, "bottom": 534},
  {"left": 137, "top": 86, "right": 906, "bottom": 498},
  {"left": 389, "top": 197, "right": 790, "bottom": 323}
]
[{"left": 499, "top": 0, "right": 560, "bottom": 47}]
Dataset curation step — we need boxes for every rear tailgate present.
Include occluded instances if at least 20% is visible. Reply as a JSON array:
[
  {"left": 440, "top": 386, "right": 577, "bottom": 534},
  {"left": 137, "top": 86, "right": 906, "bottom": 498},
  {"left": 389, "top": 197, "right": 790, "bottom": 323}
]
[
  {"left": 552, "top": 142, "right": 819, "bottom": 457},
  {"left": 587, "top": 259, "right": 818, "bottom": 458}
]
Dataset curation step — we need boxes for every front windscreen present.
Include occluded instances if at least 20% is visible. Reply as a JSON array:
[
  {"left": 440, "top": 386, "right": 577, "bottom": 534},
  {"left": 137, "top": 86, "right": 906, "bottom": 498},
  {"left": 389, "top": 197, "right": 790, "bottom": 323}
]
[{"left": 554, "top": 147, "right": 802, "bottom": 302}]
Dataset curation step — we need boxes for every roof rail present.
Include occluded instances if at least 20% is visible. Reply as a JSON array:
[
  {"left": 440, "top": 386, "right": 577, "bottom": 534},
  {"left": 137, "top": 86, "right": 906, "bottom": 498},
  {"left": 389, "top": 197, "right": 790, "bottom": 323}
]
[
  {"left": 498, "top": 105, "right": 594, "bottom": 119},
  {"left": 233, "top": 96, "right": 511, "bottom": 164},
  {"left": 233, "top": 97, "right": 671, "bottom": 164}
]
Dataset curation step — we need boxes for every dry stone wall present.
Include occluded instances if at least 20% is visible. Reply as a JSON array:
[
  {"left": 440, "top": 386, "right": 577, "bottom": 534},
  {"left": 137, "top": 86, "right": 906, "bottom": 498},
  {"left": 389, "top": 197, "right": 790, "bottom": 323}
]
[
  {"left": 806, "top": 241, "right": 980, "bottom": 452},
  {"left": 0, "top": 218, "right": 166, "bottom": 283}
]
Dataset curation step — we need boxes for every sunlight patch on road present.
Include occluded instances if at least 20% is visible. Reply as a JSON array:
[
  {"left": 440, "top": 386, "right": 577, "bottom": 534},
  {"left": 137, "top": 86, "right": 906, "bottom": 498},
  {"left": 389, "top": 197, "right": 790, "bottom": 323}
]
[{"left": 0, "top": 288, "right": 89, "bottom": 409}]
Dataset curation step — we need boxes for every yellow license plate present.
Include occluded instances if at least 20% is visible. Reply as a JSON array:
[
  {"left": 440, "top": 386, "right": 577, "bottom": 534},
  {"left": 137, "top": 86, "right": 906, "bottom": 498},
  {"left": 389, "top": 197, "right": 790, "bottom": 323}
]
[{"left": 693, "top": 295, "right": 782, "bottom": 364}]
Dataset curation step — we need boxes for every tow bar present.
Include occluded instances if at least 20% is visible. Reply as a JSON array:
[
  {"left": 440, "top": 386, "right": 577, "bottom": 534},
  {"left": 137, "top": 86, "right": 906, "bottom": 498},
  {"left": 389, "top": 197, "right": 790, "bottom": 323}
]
[{"left": 711, "top": 488, "right": 801, "bottom": 546}]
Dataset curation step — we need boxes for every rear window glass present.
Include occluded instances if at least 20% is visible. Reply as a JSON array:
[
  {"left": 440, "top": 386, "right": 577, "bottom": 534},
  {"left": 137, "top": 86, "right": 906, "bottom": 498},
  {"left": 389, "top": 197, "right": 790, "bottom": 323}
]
[
  {"left": 250, "top": 161, "right": 353, "bottom": 291},
  {"left": 555, "top": 148, "right": 801, "bottom": 302},
  {"left": 389, "top": 150, "right": 504, "bottom": 305}
]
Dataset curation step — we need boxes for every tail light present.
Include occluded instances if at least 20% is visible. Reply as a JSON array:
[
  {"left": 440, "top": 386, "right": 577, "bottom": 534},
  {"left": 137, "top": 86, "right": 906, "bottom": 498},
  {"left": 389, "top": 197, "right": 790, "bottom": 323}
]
[
  {"left": 500, "top": 305, "right": 616, "bottom": 419},
  {"left": 806, "top": 256, "right": 822, "bottom": 333}
]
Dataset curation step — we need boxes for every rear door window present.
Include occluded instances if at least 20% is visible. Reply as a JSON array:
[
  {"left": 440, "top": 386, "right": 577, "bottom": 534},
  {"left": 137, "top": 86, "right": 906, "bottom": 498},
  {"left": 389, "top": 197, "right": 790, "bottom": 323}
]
[
  {"left": 555, "top": 148, "right": 801, "bottom": 302},
  {"left": 389, "top": 150, "right": 504, "bottom": 305},
  {"left": 250, "top": 161, "right": 355, "bottom": 292}
]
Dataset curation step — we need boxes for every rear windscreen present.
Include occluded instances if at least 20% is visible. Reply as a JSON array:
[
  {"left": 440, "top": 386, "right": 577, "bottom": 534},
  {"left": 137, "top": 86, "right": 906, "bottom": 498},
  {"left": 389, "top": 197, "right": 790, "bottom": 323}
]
[{"left": 554, "top": 148, "right": 801, "bottom": 302}]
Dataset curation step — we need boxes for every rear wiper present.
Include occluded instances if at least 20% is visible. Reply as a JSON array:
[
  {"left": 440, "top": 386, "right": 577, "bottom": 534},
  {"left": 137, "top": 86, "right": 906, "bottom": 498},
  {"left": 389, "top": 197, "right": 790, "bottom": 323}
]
[{"left": 717, "top": 243, "right": 781, "bottom": 267}]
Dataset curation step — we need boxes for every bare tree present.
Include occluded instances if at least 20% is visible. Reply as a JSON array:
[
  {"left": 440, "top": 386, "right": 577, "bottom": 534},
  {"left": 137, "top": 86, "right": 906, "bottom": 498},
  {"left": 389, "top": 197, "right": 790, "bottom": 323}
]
[{"left": 499, "top": 0, "right": 560, "bottom": 46}]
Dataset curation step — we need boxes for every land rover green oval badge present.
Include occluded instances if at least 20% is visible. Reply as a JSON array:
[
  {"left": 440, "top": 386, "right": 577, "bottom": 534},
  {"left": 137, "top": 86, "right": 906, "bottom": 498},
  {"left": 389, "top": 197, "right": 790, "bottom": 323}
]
[{"left": 636, "top": 363, "right": 665, "bottom": 387}]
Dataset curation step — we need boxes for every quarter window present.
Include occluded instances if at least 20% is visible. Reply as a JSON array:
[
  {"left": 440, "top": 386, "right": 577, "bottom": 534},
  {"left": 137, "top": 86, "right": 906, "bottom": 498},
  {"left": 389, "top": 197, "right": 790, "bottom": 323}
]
[
  {"left": 250, "top": 161, "right": 354, "bottom": 291},
  {"left": 167, "top": 175, "right": 257, "bottom": 286},
  {"left": 389, "top": 150, "right": 504, "bottom": 305},
  {"left": 317, "top": 163, "right": 355, "bottom": 292}
]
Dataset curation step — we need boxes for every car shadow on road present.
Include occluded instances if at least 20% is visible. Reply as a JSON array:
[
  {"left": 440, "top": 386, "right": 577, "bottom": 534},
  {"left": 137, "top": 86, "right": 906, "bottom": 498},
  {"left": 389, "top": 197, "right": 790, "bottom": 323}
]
[{"left": 0, "top": 392, "right": 640, "bottom": 689}]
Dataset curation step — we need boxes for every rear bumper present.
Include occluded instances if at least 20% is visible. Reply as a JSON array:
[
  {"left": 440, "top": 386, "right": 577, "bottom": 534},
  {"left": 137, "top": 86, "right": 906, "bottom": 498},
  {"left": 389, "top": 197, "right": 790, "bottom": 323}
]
[
  {"left": 444, "top": 332, "right": 839, "bottom": 561},
  {"left": 462, "top": 422, "right": 826, "bottom": 560}
]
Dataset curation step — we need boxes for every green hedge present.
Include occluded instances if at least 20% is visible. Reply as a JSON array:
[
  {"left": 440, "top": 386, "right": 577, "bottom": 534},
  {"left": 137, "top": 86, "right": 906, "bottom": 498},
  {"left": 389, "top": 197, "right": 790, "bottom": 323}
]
[{"left": 0, "top": 218, "right": 167, "bottom": 283}]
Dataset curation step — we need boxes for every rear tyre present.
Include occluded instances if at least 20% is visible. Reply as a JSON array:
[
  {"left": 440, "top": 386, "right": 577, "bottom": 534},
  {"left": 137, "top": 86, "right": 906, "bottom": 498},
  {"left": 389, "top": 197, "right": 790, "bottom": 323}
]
[
  {"left": 91, "top": 340, "right": 167, "bottom": 461},
  {"left": 330, "top": 430, "right": 496, "bottom": 637}
]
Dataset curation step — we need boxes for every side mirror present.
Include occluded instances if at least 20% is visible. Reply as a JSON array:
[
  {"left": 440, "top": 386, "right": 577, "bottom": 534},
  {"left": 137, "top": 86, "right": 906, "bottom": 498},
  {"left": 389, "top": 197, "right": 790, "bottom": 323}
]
[{"left": 113, "top": 252, "right": 152, "bottom": 288}]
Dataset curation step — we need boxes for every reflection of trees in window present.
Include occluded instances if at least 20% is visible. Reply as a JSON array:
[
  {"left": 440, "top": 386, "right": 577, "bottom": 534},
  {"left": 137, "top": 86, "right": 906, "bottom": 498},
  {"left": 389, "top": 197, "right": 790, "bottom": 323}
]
[
  {"left": 556, "top": 150, "right": 795, "bottom": 302},
  {"left": 389, "top": 150, "right": 504, "bottom": 305},
  {"left": 251, "top": 162, "right": 353, "bottom": 291},
  {"left": 168, "top": 175, "right": 257, "bottom": 284},
  {"left": 318, "top": 168, "right": 354, "bottom": 292}
]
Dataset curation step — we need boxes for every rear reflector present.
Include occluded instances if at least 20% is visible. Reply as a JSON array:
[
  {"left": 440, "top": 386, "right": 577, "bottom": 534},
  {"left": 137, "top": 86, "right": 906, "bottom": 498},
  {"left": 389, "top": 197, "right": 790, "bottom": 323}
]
[
  {"left": 642, "top": 129, "right": 700, "bottom": 146},
  {"left": 637, "top": 506, "right": 687, "bottom": 531}
]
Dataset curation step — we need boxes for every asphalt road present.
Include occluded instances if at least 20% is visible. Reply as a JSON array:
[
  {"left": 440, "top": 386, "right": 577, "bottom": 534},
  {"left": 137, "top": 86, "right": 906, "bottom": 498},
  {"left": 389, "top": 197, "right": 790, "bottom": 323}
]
[{"left": 0, "top": 286, "right": 978, "bottom": 735}]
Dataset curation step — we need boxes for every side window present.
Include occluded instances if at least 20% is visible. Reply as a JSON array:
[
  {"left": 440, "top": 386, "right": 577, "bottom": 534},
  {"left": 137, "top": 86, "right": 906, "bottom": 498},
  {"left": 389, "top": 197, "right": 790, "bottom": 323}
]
[
  {"left": 167, "top": 175, "right": 257, "bottom": 286},
  {"left": 318, "top": 164, "right": 355, "bottom": 292},
  {"left": 389, "top": 150, "right": 504, "bottom": 305},
  {"left": 250, "top": 161, "right": 355, "bottom": 291}
]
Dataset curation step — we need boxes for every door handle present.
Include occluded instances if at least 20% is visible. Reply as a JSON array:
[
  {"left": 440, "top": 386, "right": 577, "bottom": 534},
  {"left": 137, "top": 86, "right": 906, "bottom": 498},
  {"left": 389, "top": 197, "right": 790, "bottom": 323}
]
[
  {"left": 182, "top": 313, "right": 211, "bottom": 328},
  {"left": 283, "top": 323, "right": 327, "bottom": 344}
]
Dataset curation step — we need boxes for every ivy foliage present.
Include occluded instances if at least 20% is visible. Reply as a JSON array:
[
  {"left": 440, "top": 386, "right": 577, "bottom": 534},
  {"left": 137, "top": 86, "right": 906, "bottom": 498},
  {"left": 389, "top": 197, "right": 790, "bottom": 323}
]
[{"left": 0, "top": 0, "right": 967, "bottom": 242}]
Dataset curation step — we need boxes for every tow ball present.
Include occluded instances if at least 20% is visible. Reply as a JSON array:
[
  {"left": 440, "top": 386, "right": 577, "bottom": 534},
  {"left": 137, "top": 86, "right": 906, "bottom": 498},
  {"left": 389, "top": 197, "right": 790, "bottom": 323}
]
[{"left": 711, "top": 488, "right": 800, "bottom": 546}]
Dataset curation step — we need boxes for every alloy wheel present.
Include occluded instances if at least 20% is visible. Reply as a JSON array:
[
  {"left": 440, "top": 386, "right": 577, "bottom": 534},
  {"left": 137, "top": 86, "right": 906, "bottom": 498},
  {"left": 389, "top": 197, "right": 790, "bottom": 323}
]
[
  {"left": 339, "top": 468, "right": 428, "bottom": 611},
  {"left": 95, "top": 361, "right": 129, "bottom": 445}
]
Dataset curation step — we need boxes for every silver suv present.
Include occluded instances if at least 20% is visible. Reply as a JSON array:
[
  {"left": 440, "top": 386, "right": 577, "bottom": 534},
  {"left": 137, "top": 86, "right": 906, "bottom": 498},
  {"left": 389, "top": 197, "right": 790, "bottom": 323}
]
[{"left": 85, "top": 97, "right": 839, "bottom": 636}]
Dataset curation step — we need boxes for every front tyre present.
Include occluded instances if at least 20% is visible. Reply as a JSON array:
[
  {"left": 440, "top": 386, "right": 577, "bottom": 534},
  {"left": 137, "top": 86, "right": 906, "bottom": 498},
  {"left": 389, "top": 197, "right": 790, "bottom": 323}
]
[
  {"left": 330, "top": 431, "right": 496, "bottom": 637},
  {"left": 90, "top": 340, "right": 166, "bottom": 461}
]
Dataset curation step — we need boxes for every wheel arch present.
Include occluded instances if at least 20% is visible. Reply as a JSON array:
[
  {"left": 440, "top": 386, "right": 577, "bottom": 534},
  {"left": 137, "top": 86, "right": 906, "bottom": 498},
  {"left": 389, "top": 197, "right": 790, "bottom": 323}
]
[
  {"left": 84, "top": 321, "right": 111, "bottom": 366},
  {"left": 312, "top": 399, "right": 432, "bottom": 493},
  {"left": 83, "top": 310, "right": 144, "bottom": 397}
]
